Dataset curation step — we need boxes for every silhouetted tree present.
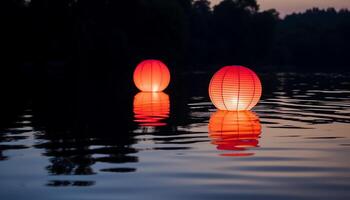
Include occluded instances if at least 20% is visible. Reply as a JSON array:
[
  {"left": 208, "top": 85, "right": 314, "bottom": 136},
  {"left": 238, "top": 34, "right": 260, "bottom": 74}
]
[
  {"left": 187, "top": 0, "right": 212, "bottom": 69},
  {"left": 0, "top": 0, "right": 30, "bottom": 114},
  {"left": 211, "top": 0, "right": 276, "bottom": 67},
  {"left": 271, "top": 8, "right": 350, "bottom": 70}
]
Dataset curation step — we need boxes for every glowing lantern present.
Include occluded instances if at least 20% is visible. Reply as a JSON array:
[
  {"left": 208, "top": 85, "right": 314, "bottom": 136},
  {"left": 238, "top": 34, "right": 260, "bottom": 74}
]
[
  {"left": 209, "top": 110, "right": 261, "bottom": 156},
  {"left": 209, "top": 66, "right": 262, "bottom": 111},
  {"left": 133, "top": 92, "right": 170, "bottom": 127},
  {"left": 133, "top": 59, "right": 170, "bottom": 92}
]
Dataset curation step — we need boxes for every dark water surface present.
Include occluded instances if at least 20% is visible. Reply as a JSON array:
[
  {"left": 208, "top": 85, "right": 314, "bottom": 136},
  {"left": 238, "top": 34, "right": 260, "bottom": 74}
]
[{"left": 1, "top": 73, "right": 350, "bottom": 200}]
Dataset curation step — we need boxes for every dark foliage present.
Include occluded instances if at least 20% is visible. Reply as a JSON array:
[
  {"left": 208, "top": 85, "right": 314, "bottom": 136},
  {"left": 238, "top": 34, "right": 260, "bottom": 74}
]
[
  {"left": 271, "top": 8, "right": 350, "bottom": 69},
  {"left": 1, "top": 0, "right": 348, "bottom": 78}
]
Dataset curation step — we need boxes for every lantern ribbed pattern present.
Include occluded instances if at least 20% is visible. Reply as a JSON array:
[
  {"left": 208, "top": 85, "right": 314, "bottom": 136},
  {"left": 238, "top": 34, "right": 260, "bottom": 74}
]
[
  {"left": 209, "top": 111, "right": 261, "bottom": 156},
  {"left": 133, "top": 59, "right": 170, "bottom": 92},
  {"left": 209, "top": 66, "right": 262, "bottom": 111},
  {"left": 133, "top": 92, "right": 170, "bottom": 127}
]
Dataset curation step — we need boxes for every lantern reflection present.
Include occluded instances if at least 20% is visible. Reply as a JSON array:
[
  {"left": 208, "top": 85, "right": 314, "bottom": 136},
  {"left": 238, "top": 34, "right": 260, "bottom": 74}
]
[
  {"left": 209, "top": 110, "right": 261, "bottom": 157},
  {"left": 133, "top": 92, "right": 170, "bottom": 127}
]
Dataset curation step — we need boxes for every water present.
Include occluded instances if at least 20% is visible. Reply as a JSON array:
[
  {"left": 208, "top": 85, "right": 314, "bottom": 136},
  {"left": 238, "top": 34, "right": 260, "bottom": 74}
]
[{"left": 1, "top": 72, "right": 350, "bottom": 200}]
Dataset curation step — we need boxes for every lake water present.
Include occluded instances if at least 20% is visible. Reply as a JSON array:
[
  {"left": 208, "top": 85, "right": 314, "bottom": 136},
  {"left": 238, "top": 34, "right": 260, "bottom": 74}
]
[{"left": 1, "top": 72, "right": 350, "bottom": 200}]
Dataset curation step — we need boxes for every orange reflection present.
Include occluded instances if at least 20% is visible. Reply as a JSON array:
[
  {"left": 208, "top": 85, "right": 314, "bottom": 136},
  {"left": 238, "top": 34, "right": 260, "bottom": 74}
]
[
  {"left": 133, "top": 92, "right": 170, "bottom": 127},
  {"left": 209, "top": 110, "right": 261, "bottom": 157}
]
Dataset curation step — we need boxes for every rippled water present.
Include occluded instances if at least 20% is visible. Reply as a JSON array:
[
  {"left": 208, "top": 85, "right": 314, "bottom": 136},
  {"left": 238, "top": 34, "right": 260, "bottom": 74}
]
[{"left": 1, "top": 73, "right": 350, "bottom": 200}]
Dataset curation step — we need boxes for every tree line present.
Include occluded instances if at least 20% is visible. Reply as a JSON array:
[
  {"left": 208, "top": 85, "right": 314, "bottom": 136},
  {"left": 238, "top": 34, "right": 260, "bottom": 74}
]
[{"left": 1, "top": 0, "right": 350, "bottom": 92}]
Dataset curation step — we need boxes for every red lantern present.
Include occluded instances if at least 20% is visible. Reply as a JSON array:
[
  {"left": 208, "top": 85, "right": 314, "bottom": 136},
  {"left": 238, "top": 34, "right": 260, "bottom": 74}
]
[
  {"left": 209, "top": 110, "right": 261, "bottom": 156},
  {"left": 209, "top": 66, "right": 262, "bottom": 111},
  {"left": 133, "top": 92, "right": 170, "bottom": 127},
  {"left": 133, "top": 59, "right": 170, "bottom": 92}
]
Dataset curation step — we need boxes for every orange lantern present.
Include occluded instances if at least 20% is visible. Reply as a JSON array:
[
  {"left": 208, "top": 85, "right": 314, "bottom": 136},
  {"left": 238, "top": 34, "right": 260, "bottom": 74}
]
[
  {"left": 133, "top": 92, "right": 170, "bottom": 127},
  {"left": 209, "top": 110, "right": 261, "bottom": 156},
  {"left": 209, "top": 66, "right": 262, "bottom": 111},
  {"left": 133, "top": 59, "right": 170, "bottom": 92}
]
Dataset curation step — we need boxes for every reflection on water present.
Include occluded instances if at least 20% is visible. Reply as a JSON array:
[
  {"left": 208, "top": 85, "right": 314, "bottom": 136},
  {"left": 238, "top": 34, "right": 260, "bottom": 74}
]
[
  {"left": 0, "top": 111, "right": 32, "bottom": 161},
  {"left": 1, "top": 73, "right": 350, "bottom": 200},
  {"left": 209, "top": 111, "right": 261, "bottom": 156},
  {"left": 133, "top": 92, "right": 170, "bottom": 127},
  {"left": 35, "top": 132, "right": 138, "bottom": 177}
]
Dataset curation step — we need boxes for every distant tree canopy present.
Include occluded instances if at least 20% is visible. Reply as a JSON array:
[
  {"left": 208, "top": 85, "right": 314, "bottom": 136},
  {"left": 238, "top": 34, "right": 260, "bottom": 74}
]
[
  {"left": 1, "top": 0, "right": 350, "bottom": 79},
  {"left": 271, "top": 8, "right": 350, "bottom": 69},
  {"left": 209, "top": 0, "right": 278, "bottom": 67}
]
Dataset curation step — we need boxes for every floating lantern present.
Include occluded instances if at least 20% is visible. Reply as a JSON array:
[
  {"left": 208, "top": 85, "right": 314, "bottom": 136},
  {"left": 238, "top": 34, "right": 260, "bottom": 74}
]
[
  {"left": 209, "top": 110, "right": 261, "bottom": 156},
  {"left": 133, "top": 92, "right": 170, "bottom": 127},
  {"left": 133, "top": 59, "right": 170, "bottom": 92},
  {"left": 209, "top": 66, "right": 262, "bottom": 111}
]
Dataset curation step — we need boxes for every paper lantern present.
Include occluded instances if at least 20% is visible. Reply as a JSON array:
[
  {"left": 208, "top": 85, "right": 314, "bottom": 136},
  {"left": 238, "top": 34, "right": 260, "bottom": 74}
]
[
  {"left": 133, "top": 59, "right": 170, "bottom": 92},
  {"left": 209, "top": 110, "right": 261, "bottom": 156},
  {"left": 209, "top": 66, "right": 262, "bottom": 111},
  {"left": 133, "top": 92, "right": 170, "bottom": 127}
]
